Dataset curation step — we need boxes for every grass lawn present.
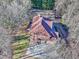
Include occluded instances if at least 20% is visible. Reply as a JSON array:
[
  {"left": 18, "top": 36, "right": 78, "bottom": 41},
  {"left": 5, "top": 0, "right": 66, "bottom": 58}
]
[{"left": 11, "top": 35, "right": 30, "bottom": 59}]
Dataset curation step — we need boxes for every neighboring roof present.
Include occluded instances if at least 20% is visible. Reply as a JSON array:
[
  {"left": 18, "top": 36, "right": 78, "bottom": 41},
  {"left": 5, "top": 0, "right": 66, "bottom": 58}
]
[{"left": 31, "top": 0, "right": 55, "bottom": 10}]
